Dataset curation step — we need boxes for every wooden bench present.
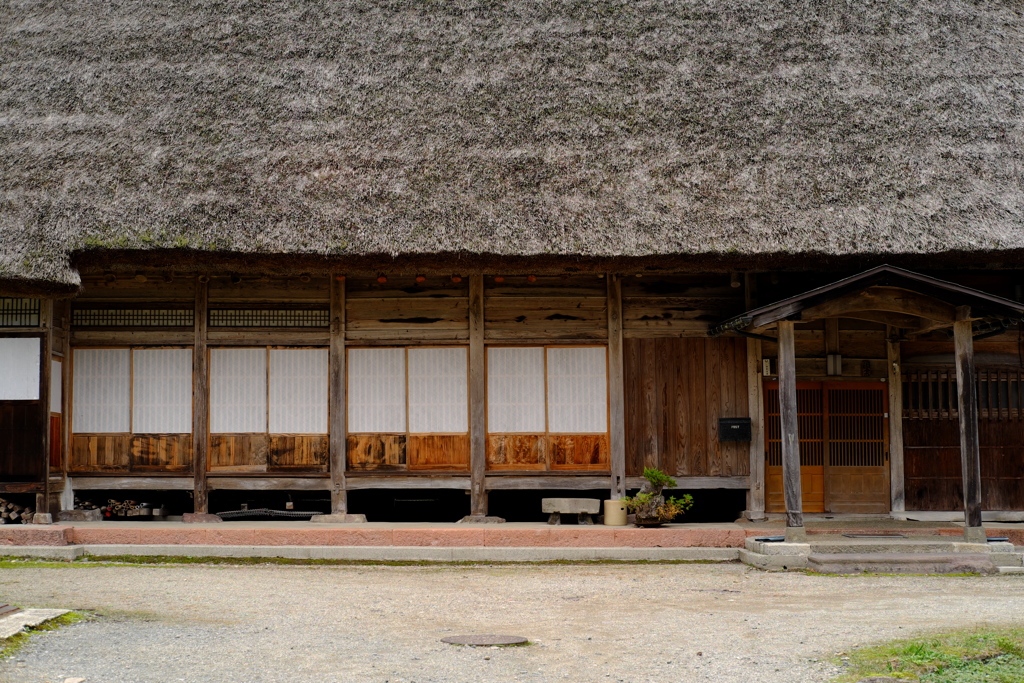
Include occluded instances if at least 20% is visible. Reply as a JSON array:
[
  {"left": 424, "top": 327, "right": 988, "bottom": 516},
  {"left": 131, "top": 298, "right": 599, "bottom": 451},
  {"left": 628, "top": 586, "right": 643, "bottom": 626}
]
[{"left": 541, "top": 498, "right": 601, "bottom": 525}]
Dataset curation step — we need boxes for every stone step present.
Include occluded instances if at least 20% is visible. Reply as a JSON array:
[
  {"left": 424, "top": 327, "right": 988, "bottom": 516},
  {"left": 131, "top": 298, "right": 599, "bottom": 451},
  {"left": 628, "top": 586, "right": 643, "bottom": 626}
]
[
  {"left": 997, "top": 566, "right": 1024, "bottom": 575},
  {"left": 807, "top": 553, "right": 996, "bottom": 575},
  {"left": 806, "top": 537, "right": 996, "bottom": 555}
]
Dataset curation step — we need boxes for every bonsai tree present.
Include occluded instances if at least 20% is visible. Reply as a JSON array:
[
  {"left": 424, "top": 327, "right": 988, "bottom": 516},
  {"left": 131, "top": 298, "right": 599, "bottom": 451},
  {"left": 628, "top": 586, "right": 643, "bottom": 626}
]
[{"left": 622, "top": 467, "right": 693, "bottom": 526}]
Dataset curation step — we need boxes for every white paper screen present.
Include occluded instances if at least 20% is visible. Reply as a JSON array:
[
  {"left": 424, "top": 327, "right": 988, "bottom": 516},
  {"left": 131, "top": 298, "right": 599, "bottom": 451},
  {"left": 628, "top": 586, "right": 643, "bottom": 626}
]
[
  {"left": 269, "top": 348, "right": 328, "bottom": 434},
  {"left": 347, "top": 348, "right": 406, "bottom": 433},
  {"left": 210, "top": 348, "right": 267, "bottom": 433},
  {"left": 408, "top": 348, "right": 468, "bottom": 433},
  {"left": 72, "top": 348, "right": 130, "bottom": 433},
  {"left": 487, "top": 347, "right": 545, "bottom": 432},
  {"left": 0, "top": 337, "right": 40, "bottom": 400},
  {"left": 546, "top": 347, "right": 608, "bottom": 433},
  {"left": 133, "top": 349, "right": 193, "bottom": 434},
  {"left": 50, "top": 359, "right": 62, "bottom": 413}
]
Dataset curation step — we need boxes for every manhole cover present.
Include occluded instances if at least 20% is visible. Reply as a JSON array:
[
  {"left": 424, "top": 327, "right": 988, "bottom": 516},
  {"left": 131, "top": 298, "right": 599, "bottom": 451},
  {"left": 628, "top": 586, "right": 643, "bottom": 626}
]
[{"left": 441, "top": 635, "right": 529, "bottom": 647}]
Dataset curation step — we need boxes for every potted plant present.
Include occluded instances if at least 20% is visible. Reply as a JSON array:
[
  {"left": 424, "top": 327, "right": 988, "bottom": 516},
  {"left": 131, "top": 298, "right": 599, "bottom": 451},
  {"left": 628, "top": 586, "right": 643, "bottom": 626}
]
[{"left": 622, "top": 468, "right": 693, "bottom": 527}]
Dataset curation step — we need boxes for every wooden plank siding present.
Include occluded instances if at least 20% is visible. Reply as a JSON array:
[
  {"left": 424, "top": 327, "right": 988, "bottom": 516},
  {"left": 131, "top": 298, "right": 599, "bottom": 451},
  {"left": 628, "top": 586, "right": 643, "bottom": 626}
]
[
  {"left": 207, "top": 434, "right": 328, "bottom": 473},
  {"left": 621, "top": 274, "right": 745, "bottom": 338},
  {"left": 484, "top": 276, "right": 607, "bottom": 341},
  {"left": 346, "top": 276, "right": 469, "bottom": 343},
  {"left": 0, "top": 402, "right": 46, "bottom": 480},
  {"left": 623, "top": 338, "right": 750, "bottom": 478}
]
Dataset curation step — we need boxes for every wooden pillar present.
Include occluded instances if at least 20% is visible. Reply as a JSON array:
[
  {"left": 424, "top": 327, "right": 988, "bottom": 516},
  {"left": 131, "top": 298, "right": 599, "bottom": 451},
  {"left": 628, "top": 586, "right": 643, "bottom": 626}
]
[
  {"left": 329, "top": 276, "right": 348, "bottom": 514},
  {"left": 39, "top": 299, "right": 53, "bottom": 518},
  {"left": 886, "top": 331, "right": 905, "bottom": 514},
  {"left": 953, "top": 306, "right": 983, "bottom": 531},
  {"left": 607, "top": 274, "right": 626, "bottom": 500},
  {"left": 777, "top": 320, "right": 803, "bottom": 532},
  {"left": 468, "top": 274, "right": 487, "bottom": 516},
  {"left": 745, "top": 338, "right": 766, "bottom": 519},
  {"left": 192, "top": 278, "right": 210, "bottom": 514}
]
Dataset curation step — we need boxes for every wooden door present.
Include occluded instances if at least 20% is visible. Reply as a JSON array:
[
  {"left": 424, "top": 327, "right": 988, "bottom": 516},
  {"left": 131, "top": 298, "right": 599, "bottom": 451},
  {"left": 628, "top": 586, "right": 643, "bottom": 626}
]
[
  {"left": 765, "top": 382, "right": 825, "bottom": 513},
  {"left": 765, "top": 382, "right": 889, "bottom": 514},
  {"left": 824, "top": 383, "right": 889, "bottom": 513}
]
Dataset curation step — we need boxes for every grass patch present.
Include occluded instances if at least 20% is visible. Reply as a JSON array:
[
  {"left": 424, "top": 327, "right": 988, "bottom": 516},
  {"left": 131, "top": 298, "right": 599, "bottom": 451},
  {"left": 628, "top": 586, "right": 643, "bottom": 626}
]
[
  {"left": 0, "top": 611, "right": 88, "bottom": 660},
  {"left": 833, "top": 627, "right": 1024, "bottom": 682},
  {"left": 0, "top": 555, "right": 730, "bottom": 568}
]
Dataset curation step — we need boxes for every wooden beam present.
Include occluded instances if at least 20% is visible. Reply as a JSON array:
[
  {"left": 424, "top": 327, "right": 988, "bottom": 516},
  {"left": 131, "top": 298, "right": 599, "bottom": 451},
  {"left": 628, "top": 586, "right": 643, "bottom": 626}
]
[
  {"left": 468, "top": 274, "right": 487, "bottom": 515},
  {"left": 836, "top": 311, "right": 934, "bottom": 330},
  {"left": 0, "top": 482, "right": 46, "bottom": 494},
  {"left": 607, "top": 274, "right": 626, "bottom": 500},
  {"left": 487, "top": 476, "right": 753, "bottom": 490},
  {"left": 953, "top": 306, "right": 983, "bottom": 529},
  {"left": 746, "top": 338, "right": 766, "bottom": 519},
  {"left": 777, "top": 320, "right": 803, "bottom": 529},
  {"left": 347, "top": 477, "right": 472, "bottom": 490},
  {"left": 208, "top": 477, "right": 332, "bottom": 491},
  {"left": 627, "top": 476, "right": 750, "bottom": 490},
  {"left": 824, "top": 319, "right": 840, "bottom": 355},
  {"left": 328, "top": 276, "right": 348, "bottom": 514},
  {"left": 192, "top": 278, "right": 210, "bottom": 513},
  {"left": 799, "top": 286, "right": 957, "bottom": 325},
  {"left": 74, "top": 477, "right": 195, "bottom": 490},
  {"left": 887, "top": 332, "right": 905, "bottom": 513}
]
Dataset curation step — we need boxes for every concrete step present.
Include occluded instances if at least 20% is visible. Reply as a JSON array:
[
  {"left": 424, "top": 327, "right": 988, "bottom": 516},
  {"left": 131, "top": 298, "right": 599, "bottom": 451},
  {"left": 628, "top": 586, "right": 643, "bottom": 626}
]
[
  {"left": 807, "top": 553, "right": 996, "bottom": 575},
  {"left": 997, "top": 566, "right": 1024, "bottom": 575},
  {"left": 806, "top": 536, "right": 994, "bottom": 555}
]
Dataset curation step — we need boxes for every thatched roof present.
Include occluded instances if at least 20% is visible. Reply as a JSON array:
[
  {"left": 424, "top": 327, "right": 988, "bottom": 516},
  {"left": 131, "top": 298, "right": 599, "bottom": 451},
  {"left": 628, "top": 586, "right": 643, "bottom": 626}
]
[{"left": 2, "top": 0, "right": 1024, "bottom": 291}]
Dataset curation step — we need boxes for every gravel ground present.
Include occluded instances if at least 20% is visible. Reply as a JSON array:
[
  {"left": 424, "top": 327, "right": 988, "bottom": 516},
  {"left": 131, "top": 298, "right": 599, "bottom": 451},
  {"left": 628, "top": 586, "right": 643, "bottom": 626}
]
[{"left": 1, "top": 562, "right": 1022, "bottom": 683}]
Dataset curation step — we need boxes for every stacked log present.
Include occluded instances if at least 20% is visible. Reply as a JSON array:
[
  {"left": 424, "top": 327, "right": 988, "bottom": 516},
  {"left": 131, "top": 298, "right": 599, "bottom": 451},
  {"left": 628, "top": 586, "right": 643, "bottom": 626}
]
[
  {"left": 0, "top": 497, "right": 34, "bottom": 524},
  {"left": 73, "top": 496, "right": 100, "bottom": 510}
]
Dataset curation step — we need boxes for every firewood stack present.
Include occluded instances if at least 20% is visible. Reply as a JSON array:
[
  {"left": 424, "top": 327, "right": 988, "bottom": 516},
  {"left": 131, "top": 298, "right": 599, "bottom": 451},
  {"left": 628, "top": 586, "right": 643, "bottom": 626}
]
[
  {"left": 103, "top": 499, "right": 151, "bottom": 518},
  {"left": 73, "top": 497, "right": 99, "bottom": 510},
  {"left": 0, "top": 497, "right": 34, "bottom": 524}
]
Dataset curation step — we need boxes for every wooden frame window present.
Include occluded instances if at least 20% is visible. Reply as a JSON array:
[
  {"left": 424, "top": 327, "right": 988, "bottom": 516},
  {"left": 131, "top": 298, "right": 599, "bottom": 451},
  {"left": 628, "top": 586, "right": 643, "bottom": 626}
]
[
  {"left": 486, "top": 345, "right": 610, "bottom": 472},
  {"left": 207, "top": 346, "right": 329, "bottom": 474},
  {"left": 346, "top": 346, "right": 470, "bottom": 472},
  {"left": 69, "top": 347, "right": 193, "bottom": 473},
  {"left": 0, "top": 337, "right": 42, "bottom": 400}
]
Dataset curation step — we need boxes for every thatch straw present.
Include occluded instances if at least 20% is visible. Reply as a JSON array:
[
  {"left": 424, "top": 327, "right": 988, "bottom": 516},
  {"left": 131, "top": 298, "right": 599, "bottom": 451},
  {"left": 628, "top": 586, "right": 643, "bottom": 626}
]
[{"left": 2, "top": 0, "right": 1023, "bottom": 289}]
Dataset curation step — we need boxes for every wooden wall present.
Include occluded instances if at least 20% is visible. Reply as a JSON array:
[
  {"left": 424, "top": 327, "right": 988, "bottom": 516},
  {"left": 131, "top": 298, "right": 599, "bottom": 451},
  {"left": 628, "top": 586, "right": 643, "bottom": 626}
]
[
  {"left": 621, "top": 274, "right": 744, "bottom": 337},
  {"left": 207, "top": 434, "right": 328, "bottom": 473},
  {"left": 761, "top": 320, "right": 889, "bottom": 379},
  {"left": 0, "top": 402, "right": 45, "bottom": 480},
  {"left": 624, "top": 337, "right": 749, "bottom": 478},
  {"left": 904, "top": 419, "right": 1024, "bottom": 511},
  {"left": 347, "top": 276, "right": 468, "bottom": 343},
  {"left": 484, "top": 275, "right": 607, "bottom": 341}
]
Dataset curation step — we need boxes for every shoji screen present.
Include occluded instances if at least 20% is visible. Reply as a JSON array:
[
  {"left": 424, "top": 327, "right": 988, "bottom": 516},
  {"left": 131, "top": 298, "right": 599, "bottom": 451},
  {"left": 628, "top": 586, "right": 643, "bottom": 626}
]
[
  {"left": 269, "top": 348, "right": 328, "bottom": 434},
  {"left": 487, "top": 347, "right": 545, "bottom": 432},
  {"left": 132, "top": 349, "right": 193, "bottom": 433},
  {"left": 0, "top": 337, "right": 40, "bottom": 400},
  {"left": 50, "top": 359, "right": 62, "bottom": 413},
  {"left": 347, "top": 348, "right": 405, "bottom": 432},
  {"left": 546, "top": 347, "right": 608, "bottom": 433},
  {"left": 72, "top": 349, "right": 130, "bottom": 432},
  {"left": 408, "top": 348, "right": 468, "bottom": 433},
  {"left": 210, "top": 348, "right": 267, "bottom": 433}
]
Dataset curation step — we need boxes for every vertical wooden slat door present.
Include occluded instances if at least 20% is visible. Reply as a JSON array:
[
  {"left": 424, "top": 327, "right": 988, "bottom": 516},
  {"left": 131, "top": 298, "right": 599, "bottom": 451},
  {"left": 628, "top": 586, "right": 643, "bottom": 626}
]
[
  {"left": 765, "top": 382, "right": 825, "bottom": 513},
  {"left": 825, "top": 383, "right": 889, "bottom": 513},
  {"left": 765, "top": 381, "right": 889, "bottom": 514}
]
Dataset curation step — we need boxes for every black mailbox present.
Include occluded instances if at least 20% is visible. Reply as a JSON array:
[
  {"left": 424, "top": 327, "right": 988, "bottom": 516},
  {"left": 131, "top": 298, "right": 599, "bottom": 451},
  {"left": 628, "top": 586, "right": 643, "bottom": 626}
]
[{"left": 718, "top": 417, "right": 752, "bottom": 442}]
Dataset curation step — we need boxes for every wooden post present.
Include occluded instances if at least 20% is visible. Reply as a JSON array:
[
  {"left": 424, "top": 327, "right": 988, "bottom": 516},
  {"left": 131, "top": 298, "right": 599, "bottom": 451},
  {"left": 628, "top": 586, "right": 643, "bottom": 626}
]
[
  {"left": 607, "top": 275, "right": 626, "bottom": 500},
  {"left": 746, "top": 338, "right": 766, "bottom": 519},
  {"left": 468, "top": 274, "right": 487, "bottom": 516},
  {"left": 777, "top": 320, "right": 804, "bottom": 534},
  {"left": 192, "top": 278, "right": 210, "bottom": 515},
  {"left": 953, "top": 306, "right": 983, "bottom": 533},
  {"left": 39, "top": 299, "right": 53, "bottom": 519},
  {"left": 329, "top": 276, "right": 348, "bottom": 514},
  {"left": 886, "top": 330, "right": 905, "bottom": 514}
]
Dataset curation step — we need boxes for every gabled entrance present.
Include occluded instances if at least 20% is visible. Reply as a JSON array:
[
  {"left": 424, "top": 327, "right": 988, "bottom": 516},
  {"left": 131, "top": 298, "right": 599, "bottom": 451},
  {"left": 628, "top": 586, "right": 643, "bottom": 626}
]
[{"left": 765, "top": 381, "right": 889, "bottom": 514}]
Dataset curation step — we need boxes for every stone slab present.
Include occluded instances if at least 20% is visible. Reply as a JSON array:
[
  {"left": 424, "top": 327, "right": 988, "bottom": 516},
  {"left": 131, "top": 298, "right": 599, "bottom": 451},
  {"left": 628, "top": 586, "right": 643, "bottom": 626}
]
[
  {"left": 0, "top": 525, "right": 72, "bottom": 547},
  {"left": 0, "top": 608, "right": 70, "bottom": 639},
  {"left": 738, "top": 548, "right": 810, "bottom": 571},
  {"left": 541, "top": 498, "right": 601, "bottom": 514},
  {"left": 807, "top": 553, "right": 997, "bottom": 575},
  {"left": 309, "top": 514, "right": 367, "bottom": 524},
  {"left": 182, "top": 513, "right": 223, "bottom": 523},
  {"left": 58, "top": 509, "right": 102, "bottom": 522}
]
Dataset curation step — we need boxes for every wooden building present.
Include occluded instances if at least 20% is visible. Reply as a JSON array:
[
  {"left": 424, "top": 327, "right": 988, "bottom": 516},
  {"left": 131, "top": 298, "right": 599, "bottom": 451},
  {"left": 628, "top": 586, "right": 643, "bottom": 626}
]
[{"left": 2, "top": 0, "right": 1024, "bottom": 523}]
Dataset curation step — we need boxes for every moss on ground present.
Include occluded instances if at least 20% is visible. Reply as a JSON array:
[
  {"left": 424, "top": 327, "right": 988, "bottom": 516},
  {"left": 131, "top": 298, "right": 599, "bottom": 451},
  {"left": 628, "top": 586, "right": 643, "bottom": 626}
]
[
  {"left": 0, "top": 612, "right": 87, "bottom": 661},
  {"left": 0, "top": 556, "right": 727, "bottom": 568},
  {"left": 833, "top": 627, "right": 1024, "bottom": 682}
]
